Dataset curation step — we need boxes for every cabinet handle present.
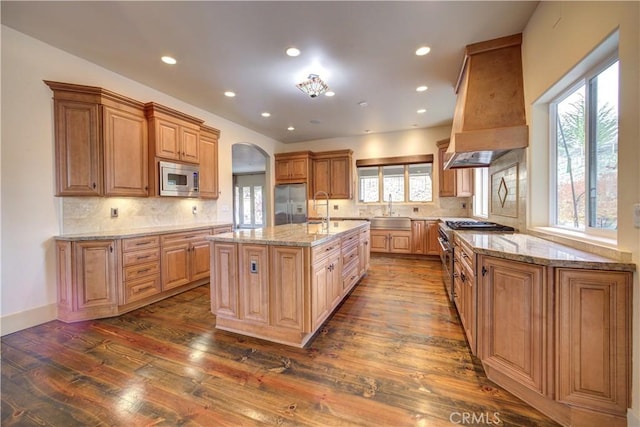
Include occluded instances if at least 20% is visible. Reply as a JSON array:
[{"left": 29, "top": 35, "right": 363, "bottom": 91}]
[
  {"left": 137, "top": 268, "right": 150, "bottom": 274},
  {"left": 135, "top": 241, "right": 152, "bottom": 246},
  {"left": 462, "top": 252, "right": 469, "bottom": 259},
  {"left": 92, "top": 182, "right": 97, "bottom": 189},
  {"left": 109, "top": 245, "right": 113, "bottom": 253},
  {"left": 133, "top": 284, "right": 154, "bottom": 294},
  {"left": 183, "top": 235, "right": 196, "bottom": 239},
  {"left": 482, "top": 266, "right": 487, "bottom": 276},
  {"left": 136, "top": 255, "right": 151, "bottom": 260}
]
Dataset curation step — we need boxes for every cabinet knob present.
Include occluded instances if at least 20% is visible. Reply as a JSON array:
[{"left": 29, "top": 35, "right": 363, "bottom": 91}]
[{"left": 92, "top": 182, "right": 97, "bottom": 189}]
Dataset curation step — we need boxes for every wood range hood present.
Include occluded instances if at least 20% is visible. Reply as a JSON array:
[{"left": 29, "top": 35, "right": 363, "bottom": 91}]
[{"left": 445, "top": 33, "right": 528, "bottom": 169}]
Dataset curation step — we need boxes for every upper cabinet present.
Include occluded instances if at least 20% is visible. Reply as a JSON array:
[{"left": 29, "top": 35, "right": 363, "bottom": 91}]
[
  {"left": 312, "top": 150, "right": 353, "bottom": 199},
  {"left": 437, "top": 139, "right": 472, "bottom": 197},
  {"left": 446, "top": 33, "right": 528, "bottom": 169},
  {"left": 145, "top": 102, "right": 203, "bottom": 164},
  {"left": 274, "top": 151, "right": 312, "bottom": 184},
  {"left": 199, "top": 125, "right": 220, "bottom": 199},
  {"left": 45, "top": 81, "right": 149, "bottom": 197}
]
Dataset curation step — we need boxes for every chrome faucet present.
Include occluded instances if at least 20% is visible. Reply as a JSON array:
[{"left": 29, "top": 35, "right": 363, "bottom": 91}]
[
  {"left": 387, "top": 193, "right": 393, "bottom": 217},
  {"left": 313, "top": 191, "right": 330, "bottom": 230}
]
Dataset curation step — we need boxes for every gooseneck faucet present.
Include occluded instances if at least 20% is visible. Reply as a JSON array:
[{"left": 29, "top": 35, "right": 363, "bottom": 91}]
[
  {"left": 313, "top": 191, "right": 330, "bottom": 230},
  {"left": 387, "top": 193, "right": 393, "bottom": 217}
]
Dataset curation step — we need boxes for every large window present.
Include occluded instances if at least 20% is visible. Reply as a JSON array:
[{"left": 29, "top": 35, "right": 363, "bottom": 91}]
[
  {"left": 357, "top": 155, "right": 433, "bottom": 203},
  {"left": 550, "top": 58, "right": 618, "bottom": 233}
]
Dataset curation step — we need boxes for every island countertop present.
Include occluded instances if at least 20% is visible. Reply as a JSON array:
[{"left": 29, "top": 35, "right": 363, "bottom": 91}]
[
  {"left": 55, "top": 222, "right": 233, "bottom": 241},
  {"left": 206, "top": 220, "right": 370, "bottom": 247},
  {"left": 454, "top": 231, "right": 636, "bottom": 272}
]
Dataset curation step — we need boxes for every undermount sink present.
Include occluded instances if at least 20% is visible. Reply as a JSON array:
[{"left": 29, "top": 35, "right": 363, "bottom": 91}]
[{"left": 370, "top": 216, "right": 412, "bottom": 230}]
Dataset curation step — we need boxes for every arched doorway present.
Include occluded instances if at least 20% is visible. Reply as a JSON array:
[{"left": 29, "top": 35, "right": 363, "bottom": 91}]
[{"left": 232, "top": 143, "right": 269, "bottom": 229}]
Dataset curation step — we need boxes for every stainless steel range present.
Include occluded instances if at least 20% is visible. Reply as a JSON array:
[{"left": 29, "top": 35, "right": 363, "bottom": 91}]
[{"left": 438, "top": 220, "right": 515, "bottom": 301}]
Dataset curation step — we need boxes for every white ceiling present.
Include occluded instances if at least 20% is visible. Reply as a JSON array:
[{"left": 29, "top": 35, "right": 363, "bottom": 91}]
[{"left": 2, "top": 1, "right": 539, "bottom": 148}]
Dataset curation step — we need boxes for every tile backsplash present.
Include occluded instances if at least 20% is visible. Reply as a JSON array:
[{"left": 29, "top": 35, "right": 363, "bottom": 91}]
[
  {"left": 62, "top": 197, "right": 219, "bottom": 234},
  {"left": 486, "top": 148, "right": 527, "bottom": 231},
  {"left": 308, "top": 196, "right": 470, "bottom": 219}
]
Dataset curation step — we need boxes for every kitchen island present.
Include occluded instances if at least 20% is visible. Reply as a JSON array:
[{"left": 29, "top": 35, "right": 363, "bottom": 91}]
[{"left": 207, "top": 221, "right": 370, "bottom": 347}]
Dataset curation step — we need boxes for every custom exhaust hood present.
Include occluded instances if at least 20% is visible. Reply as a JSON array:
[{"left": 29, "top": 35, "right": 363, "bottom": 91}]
[{"left": 444, "top": 33, "right": 528, "bottom": 169}]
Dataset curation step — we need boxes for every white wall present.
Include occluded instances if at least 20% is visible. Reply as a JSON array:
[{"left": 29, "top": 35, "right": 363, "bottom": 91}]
[
  {"left": 0, "top": 26, "right": 284, "bottom": 334},
  {"left": 522, "top": 2, "right": 640, "bottom": 422}
]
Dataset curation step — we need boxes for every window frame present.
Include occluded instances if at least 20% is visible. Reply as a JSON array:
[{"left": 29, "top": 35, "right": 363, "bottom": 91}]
[
  {"left": 356, "top": 155, "right": 434, "bottom": 204},
  {"left": 549, "top": 54, "right": 619, "bottom": 238}
]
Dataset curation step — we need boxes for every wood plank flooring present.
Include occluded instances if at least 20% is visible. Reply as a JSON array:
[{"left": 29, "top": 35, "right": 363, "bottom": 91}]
[{"left": 2, "top": 256, "right": 560, "bottom": 426}]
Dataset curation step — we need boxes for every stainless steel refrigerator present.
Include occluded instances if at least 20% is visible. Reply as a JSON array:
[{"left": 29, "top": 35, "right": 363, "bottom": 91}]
[{"left": 274, "top": 183, "right": 308, "bottom": 225}]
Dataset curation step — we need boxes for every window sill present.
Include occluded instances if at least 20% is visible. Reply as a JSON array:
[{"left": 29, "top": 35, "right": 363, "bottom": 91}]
[{"left": 529, "top": 226, "right": 631, "bottom": 262}]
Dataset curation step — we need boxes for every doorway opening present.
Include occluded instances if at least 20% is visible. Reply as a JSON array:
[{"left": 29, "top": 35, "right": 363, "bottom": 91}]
[{"left": 232, "top": 143, "right": 268, "bottom": 229}]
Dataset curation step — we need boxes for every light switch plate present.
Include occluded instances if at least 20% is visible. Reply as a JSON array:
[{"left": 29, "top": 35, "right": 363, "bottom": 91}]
[{"left": 110, "top": 208, "right": 118, "bottom": 218}]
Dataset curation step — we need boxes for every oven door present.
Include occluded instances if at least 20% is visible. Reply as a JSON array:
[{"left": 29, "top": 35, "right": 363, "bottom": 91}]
[{"left": 438, "top": 234, "right": 454, "bottom": 301}]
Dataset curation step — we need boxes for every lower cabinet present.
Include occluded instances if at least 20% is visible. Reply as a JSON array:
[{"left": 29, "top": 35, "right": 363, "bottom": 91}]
[
  {"left": 55, "top": 225, "right": 231, "bottom": 322},
  {"left": 211, "top": 242, "right": 239, "bottom": 318},
  {"left": 370, "top": 229, "right": 411, "bottom": 253},
  {"left": 239, "top": 244, "right": 269, "bottom": 324},
  {"left": 270, "top": 246, "right": 306, "bottom": 331},
  {"left": 477, "top": 254, "right": 633, "bottom": 426},
  {"left": 311, "top": 245, "right": 341, "bottom": 330}
]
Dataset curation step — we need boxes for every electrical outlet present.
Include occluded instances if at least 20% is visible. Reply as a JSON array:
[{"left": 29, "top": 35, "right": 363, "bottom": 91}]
[
  {"left": 333, "top": 205, "right": 339, "bottom": 210},
  {"left": 192, "top": 206, "right": 198, "bottom": 215},
  {"left": 110, "top": 208, "right": 118, "bottom": 218},
  {"left": 413, "top": 207, "right": 419, "bottom": 213}
]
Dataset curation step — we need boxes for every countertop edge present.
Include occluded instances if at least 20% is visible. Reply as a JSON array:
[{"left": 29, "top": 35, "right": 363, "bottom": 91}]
[{"left": 55, "top": 223, "right": 234, "bottom": 241}]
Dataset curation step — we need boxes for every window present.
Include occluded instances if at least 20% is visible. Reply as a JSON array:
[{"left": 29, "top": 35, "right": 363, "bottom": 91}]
[
  {"left": 550, "top": 58, "right": 618, "bottom": 233},
  {"left": 356, "top": 155, "right": 433, "bottom": 203},
  {"left": 473, "top": 168, "right": 489, "bottom": 218}
]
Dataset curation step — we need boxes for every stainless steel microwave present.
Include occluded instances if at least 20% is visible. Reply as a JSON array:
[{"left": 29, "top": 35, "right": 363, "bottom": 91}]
[{"left": 159, "top": 161, "right": 199, "bottom": 197}]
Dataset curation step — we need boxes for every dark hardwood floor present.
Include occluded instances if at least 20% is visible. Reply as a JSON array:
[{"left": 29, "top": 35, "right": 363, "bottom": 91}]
[{"left": 2, "top": 256, "right": 559, "bottom": 426}]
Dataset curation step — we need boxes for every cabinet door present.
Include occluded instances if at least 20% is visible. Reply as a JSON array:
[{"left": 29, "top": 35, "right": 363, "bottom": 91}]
[
  {"left": 479, "top": 256, "right": 547, "bottom": 395},
  {"left": 239, "top": 244, "right": 269, "bottom": 324},
  {"left": 154, "top": 117, "right": 181, "bottom": 160},
  {"left": 329, "top": 157, "right": 351, "bottom": 199},
  {"left": 289, "top": 158, "right": 308, "bottom": 180},
  {"left": 212, "top": 243, "right": 239, "bottom": 318},
  {"left": 274, "top": 159, "right": 292, "bottom": 182},
  {"left": 311, "top": 257, "right": 330, "bottom": 330},
  {"left": 54, "top": 100, "right": 102, "bottom": 196},
  {"left": 556, "top": 269, "right": 631, "bottom": 415},
  {"left": 425, "top": 222, "right": 441, "bottom": 255},
  {"left": 181, "top": 126, "right": 199, "bottom": 163},
  {"left": 312, "top": 159, "right": 330, "bottom": 196},
  {"left": 411, "top": 220, "right": 426, "bottom": 254},
  {"left": 438, "top": 144, "right": 456, "bottom": 197},
  {"left": 358, "top": 229, "right": 370, "bottom": 275},
  {"left": 270, "top": 246, "right": 305, "bottom": 331},
  {"left": 370, "top": 230, "right": 390, "bottom": 252},
  {"left": 389, "top": 231, "right": 411, "bottom": 253},
  {"left": 103, "top": 105, "right": 148, "bottom": 197},
  {"left": 74, "top": 240, "right": 117, "bottom": 311},
  {"left": 190, "top": 239, "right": 211, "bottom": 282},
  {"left": 199, "top": 132, "right": 219, "bottom": 199},
  {"left": 327, "top": 251, "right": 342, "bottom": 308},
  {"left": 161, "top": 242, "right": 191, "bottom": 290}
]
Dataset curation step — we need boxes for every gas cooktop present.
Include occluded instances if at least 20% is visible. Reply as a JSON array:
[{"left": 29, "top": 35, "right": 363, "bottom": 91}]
[{"left": 445, "top": 220, "right": 515, "bottom": 232}]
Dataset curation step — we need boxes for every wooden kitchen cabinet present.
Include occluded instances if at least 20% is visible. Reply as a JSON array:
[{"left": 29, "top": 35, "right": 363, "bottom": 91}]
[
  {"left": 312, "top": 150, "right": 353, "bottom": 199},
  {"left": 161, "top": 230, "right": 212, "bottom": 291},
  {"left": 358, "top": 226, "right": 371, "bottom": 277},
  {"left": 454, "top": 234, "right": 477, "bottom": 353},
  {"left": 46, "top": 81, "right": 149, "bottom": 197},
  {"left": 411, "top": 220, "right": 426, "bottom": 254},
  {"left": 436, "top": 139, "right": 472, "bottom": 198},
  {"left": 270, "top": 246, "right": 306, "bottom": 331},
  {"left": 211, "top": 242, "right": 239, "bottom": 319},
  {"left": 274, "top": 151, "right": 312, "bottom": 184},
  {"left": 238, "top": 244, "right": 269, "bottom": 325},
  {"left": 556, "top": 268, "right": 631, "bottom": 417},
  {"left": 370, "top": 229, "right": 411, "bottom": 254},
  {"left": 478, "top": 256, "right": 548, "bottom": 395},
  {"left": 56, "top": 239, "right": 118, "bottom": 322},
  {"left": 145, "top": 102, "right": 203, "bottom": 164},
  {"left": 311, "top": 242, "right": 341, "bottom": 330},
  {"left": 121, "top": 235, "right": 161, "bottom": 304},
  {"left": 425, "top": 221, "right": 440, "bottom": 255},
  {"left": 199, "top": 125, "right": 220, "bottom": 199}
]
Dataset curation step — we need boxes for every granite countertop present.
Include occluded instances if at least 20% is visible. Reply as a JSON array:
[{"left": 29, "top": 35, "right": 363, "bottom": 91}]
[
  {"left": 309, "top": 215, "right": 443, "bottom": 221},
  {"left": 455, "top": 231, "right": 636, "bottom": 272},
  {"left": 54, "top": 222, "right": 234, "bottom": 241},
  {"left": 206, "top": 220, "right": 370, "bottom": 247}
]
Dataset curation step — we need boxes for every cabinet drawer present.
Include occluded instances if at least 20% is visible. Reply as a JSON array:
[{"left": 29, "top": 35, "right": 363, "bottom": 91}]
[
  {"left": 124, "top": 261, "right": 160, "bottom": 281},
  {"left": 312, "top": 238, "right": 340, "bottom": 261},
  {"left": 342, "top": 260, "right": 359, "bottom": 290},
  {"left": 123, "top": 275, "right": 161, "bottom": 304},
  {"left": 123, "top": 235, "right": 159, "bottom": 252},
  {"left": 212, "top": 225, "right": 233, "bottom": 234},
  {"left": 341, "top": 242, "right": 359, "bottom": 266},
  {"left": 123, "top": 247, "right": 160, "bottom": 266},
  {"left": 340, "top": 230, "right": 359, "bottom": 246},
  {"left": 161, "top": 230, "right": 210, "bottom": 246}
]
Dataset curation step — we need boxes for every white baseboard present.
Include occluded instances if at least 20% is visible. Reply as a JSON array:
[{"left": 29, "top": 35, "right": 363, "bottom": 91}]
[{"left": 1, "top": 303, "right": 57, "bottom": 336}]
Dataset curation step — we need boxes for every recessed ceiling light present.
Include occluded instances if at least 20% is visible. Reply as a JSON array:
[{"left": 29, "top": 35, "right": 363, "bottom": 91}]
[
  {"left": 161, "top": 56, "right": 177, "bottom": 65},
  {"left": 416, "top": 85, "right": 428, "bottom": 92},
  {"left": 415, "top": 46, "right": 431, "bottom": 56},
  {"left": 224, "top": 91, "right": 236, "bottom": 97},
  {"left": 286, "top": 47, "right": 301, "bottom": 57},
  {"left": 417, "top": 108, "right": 427, "bottom": 114},
  {"left": 325, "top": 91, "right": 335, "bottom": 97},
  {"left": 261, "top": 112, "right": 271, "bottom": 117},
  {"left": 358, "top": 101, "right": 368, "bottom": 107},
  {"left": 287, "top": 126, "right": 295, "bottom": 131}
]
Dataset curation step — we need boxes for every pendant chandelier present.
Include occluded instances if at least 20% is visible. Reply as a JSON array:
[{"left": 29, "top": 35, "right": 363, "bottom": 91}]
[{"left": 296, "top": 74, "right": 329, "bottom": 98}]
